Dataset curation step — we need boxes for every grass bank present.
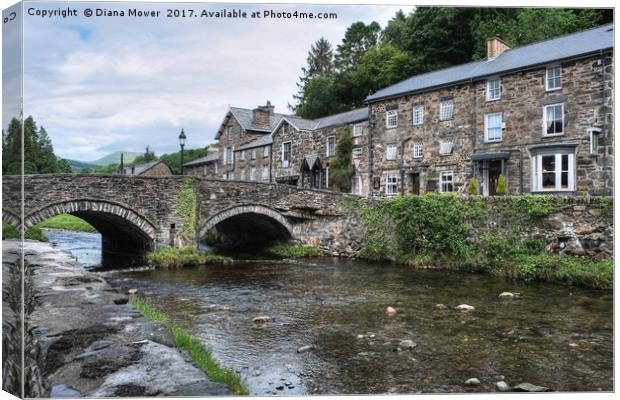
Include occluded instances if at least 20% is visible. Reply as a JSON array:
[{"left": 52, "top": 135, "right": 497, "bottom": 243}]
[
  {"left": 352, "top": 194, "right": 613, "bottom": 290},
  {"left": 129, "top": 296, "right": 248, "bottom": 395},
  {"left": 146, "top": 246, "right": 232, "bottom": 268},
  {"left": 266, "top": 243, "right": 323, "bottom": 258},
  {"left": 35, "top": 214, "right": 97, "bottom": 232},
  {"left": 2, "top": 222, "right": 48, "bottom": 242}
]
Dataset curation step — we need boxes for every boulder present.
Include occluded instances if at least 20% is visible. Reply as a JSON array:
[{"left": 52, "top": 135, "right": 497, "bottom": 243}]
[
  {"left": 455, "top": 304, "right": 475, "bottom": 312},
  {"left": 495, "top": 381, "right": 511, "bottom": 392},
  {"left": 498, "top": 292, "right": 515, "bottom": 299},
  {"left": 128, "top": 288, "right": 138, "bottom": 295},
  {"left": 253, "top": 316, "right": 272, "bottom": 323},
  {"left": 464, "top": 378, "right": 481, "bottom": 386},
  {"left": 513, "top": 383, "right": 551, "bottom": 392},
  {"left": 398, "top": 340, "right": 417, "bottom": 350},
  {"left": 435, "top": 303, "right": 447, "bottom": 310}
]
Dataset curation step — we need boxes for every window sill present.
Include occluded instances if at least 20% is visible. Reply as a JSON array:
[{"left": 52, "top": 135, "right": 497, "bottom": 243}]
[
  {"left": 439, "top": 118, "right": 454, "bottom": 122},
  {"left": 485, "top": 98, "right": 501, "bottom": 102},
  {"left": 542, "top": 133, "right": 565, "bottom": 138},
  {"left": 545, "top": 87, "right": 562, "bottom": 92},
  {"left": 386, "top": 126, "right": 398, "bottom": 129},
  {"left": 484, "top": 139, "right": 503, "bottom": 143}
]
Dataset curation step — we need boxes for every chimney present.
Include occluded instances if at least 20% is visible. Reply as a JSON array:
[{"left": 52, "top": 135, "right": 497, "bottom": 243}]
[
  {"left": 486, "top": 36, "right": 511, "bottom": 60},
  {"left": 252, "top": 101, "right": 274, "bottom": 130}
]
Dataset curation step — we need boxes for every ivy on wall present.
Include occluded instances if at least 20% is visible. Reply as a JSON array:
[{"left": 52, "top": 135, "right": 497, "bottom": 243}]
[{"left": 177, "top": 178, "right": 197, "bottom": 246}]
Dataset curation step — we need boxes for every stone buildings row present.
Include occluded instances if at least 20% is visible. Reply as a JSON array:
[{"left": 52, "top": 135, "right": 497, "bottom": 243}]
[{"left": 185, "top": 24, "right": 613, "bottom": 197}]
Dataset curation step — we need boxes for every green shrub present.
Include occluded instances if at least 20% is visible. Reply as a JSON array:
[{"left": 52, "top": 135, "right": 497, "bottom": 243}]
[
  {"left": 25, "top": 226, "right": 48, "bottom": 242},
  {"left": 2, "top": 222, "right": 19, "bottom": 239},
  {"left": 495, "top": 175, "right": 508, "bottom": 195},
  {"left": 267, "top": 243, "right": 323, "bottom": 258},
  {"left": 146, "top": 246, "right": 231, "bottom": 268},
  {"left": 467, "top": 178, "right": 479, "bottom": 195}
]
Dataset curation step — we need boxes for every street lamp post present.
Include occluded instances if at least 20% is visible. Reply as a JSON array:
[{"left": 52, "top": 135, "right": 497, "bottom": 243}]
[{"left": 178, "top": 129, "right": 186, "bottom": 175}]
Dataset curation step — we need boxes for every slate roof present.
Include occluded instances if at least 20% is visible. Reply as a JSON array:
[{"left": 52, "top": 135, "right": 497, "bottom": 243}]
[
  {"left": 314, "top": 108, "right": 368, "bottom": 129},
  {"left": 236, "top": 134, "right": 273, "bottom": 151},
  {"left": 121, "top": 161, "right": 169, "bottom": 175},
  {"left": 183, "top": 152, "right": 219, "bottom": 167},
  {"left": 366, "top": 24, "right": 614, "bottom": 103}
]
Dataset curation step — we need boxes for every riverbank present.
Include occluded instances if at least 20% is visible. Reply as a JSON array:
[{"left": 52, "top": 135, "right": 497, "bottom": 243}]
[{"left": 1, "top": 240, "right": 235, "bottom": 397}]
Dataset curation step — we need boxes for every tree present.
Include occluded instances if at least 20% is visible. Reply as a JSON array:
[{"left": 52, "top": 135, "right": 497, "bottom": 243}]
[
  {"left": 291, "top": 38, "right": 336, "bottom": 115},
  {"left": 335, "top": 21, "right": 381, "bottom": 72},
  {"left": 329, "top": 129, "right": 355, "bottom": 192},
  {"left": 293, "top": 75, "right": 347, "bottom": 119}
]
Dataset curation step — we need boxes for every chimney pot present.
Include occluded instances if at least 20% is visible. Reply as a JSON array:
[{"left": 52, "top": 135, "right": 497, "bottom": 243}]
[{"left": 487, "top": 36, "right": 511, "bottom": 60}]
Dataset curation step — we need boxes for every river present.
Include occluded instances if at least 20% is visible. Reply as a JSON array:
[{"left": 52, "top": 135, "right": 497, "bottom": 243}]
[{"left": 43, "top": 228, "right": 613, "bottom": 394}]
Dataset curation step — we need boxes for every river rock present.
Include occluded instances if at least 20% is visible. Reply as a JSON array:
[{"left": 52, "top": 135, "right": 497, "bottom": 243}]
[
  {"left": 435, "top": 303, "right": 447, "bottom": 310},
  {"left": 297, "top": 345, "right": 314, "bottom": 353},
  {"left": 357, "top": 334, "right": 365, "bottom": 339},
  {"left": 495, "top": 381, "right": 511, "bottom": 392},
  {"left": 513, "top": 383, "right": 551, "bottom": 392},
  {"left": 90, "top": 340, "right": 113, "bottom": 351},
  {"left": 253, "top": 316, "right": 272, "bottom": 323},
  {"left": 51, "top": 384, "right": 80, "bottom": 398},
  {"left": 465, "top": 378, "right": 481, "bottom": 386},
  {"left": 386, "top": 306, "right": 397, "bottom": 316},
  {"left": 398, "top": 340, "right": 417, "bottom": 350},
  {"left": 455, "top": 304, "right": 475, "bottom": 312},
  {"left": 128, "top": 288, "right": 138, "bottom": 295},
  {"left": 499, "top": 292, "right": 515, "bottom": 298}
]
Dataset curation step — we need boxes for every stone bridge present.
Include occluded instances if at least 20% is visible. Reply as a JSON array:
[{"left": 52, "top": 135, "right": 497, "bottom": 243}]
[{"left": 2, "top": 174, "right": 362, "bottom": 264}]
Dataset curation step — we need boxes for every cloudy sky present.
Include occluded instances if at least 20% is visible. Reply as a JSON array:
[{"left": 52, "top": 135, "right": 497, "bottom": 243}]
[{"left": 5, "top": 1, "right": 414, "bottom": 161}]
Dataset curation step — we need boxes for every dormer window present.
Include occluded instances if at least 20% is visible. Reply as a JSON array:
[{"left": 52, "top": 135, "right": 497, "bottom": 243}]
[{"left": 546, "top": 66, "right": 562, "bottom": 91}]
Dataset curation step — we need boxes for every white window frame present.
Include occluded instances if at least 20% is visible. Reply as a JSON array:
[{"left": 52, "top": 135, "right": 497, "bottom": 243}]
[
  {"left": 439, "top": 140, "right": 453, "bottom": 155},
  {"left": 252, "top": 148, "right": 257, "bottom": 160},
  {"left": 486, "top": 78, "right": 501, "bottom": 101},
  {"left": 240, "top": 150, "right": 245, "bottom": 161},
  {"left": 385, "top": 174, "right": 398, "bottom": 195},
  {"left": 263, "top": 146, "right": 269, "bottom": 158},
  {"left": 227, "top": 126, "right": 233, "bottom": 141},
  {"left": 225, "top": 147, "right": 234, "bottom": 165},
  {"left": 250, "top": 167, "right": 256, "bottom": 181},
  {"left": 532, "top": 152, "right": 575, "bottom": 192},
  {"left": 281, "top": 141, "right": 291, "bottom": 167},
  {"left": 545, "top": 65, "right": 562, "bottom": 91},
  {"left": 326, "top": 136, "right": 336, "bottom": 157},
  {"left": 485, "top": 112, "right": 503, "bottom": 142},
  {"left": 412, "top": 104, "right": 424, "bottom": 125},
  {"left": 325, "top": 167, "right": 330, "bottom": 188},
  {"left": 386, "top": 144, "right": 398, "bottom": 161},
  {"left": 352, "top": 147, "right": 363, "bottom": 159},
  {"left": 353, "top": 124, "right": 363, "bottom": 137},
  {"left": 386, "top": 110, "right": 398, "bottom": 128},
  {"left": 261, "top": 167, "right": 269, "bottom": 182},
  {"left": 214, "top": 161, "right": 218, "bottom": 174},
  {"left": 439, "top": 100, "right": 454, "bottom": 121},
  {"left": 440, "top": 171, "right": 454, "bottom": 193},
  {"left": 352, "top": 175, "right": 362, "bottom": 195},
  {"left": 413, "top": 143, "right": 424, "bottom": 159},
  {"left": 543, "top": 103, "right": 564, "bottom": 136}
]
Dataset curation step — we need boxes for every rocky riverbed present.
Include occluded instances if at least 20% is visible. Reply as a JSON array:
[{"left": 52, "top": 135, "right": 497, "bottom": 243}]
[{"left": 1, "top": 240, "right": 230, "bottom": 397}]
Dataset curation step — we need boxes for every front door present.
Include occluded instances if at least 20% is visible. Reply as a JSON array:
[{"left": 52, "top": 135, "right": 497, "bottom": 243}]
[
  {"left": 484, "top": 160, "right": 503, "bottom": 196},
  {"left": 411, "top": 173, "right": 420, "bottom": 195}
]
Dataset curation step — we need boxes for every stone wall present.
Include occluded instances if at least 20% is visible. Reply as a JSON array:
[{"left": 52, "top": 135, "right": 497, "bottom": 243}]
[{"left": 368, "top": 52, "right": 614, "bottom": 197}]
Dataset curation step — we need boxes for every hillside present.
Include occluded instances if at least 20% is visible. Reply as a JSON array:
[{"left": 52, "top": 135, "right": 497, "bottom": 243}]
[
  {"left": 64, "top": 159, "right": 99, "bottom": 172},
  {"left": 90, "top": 151, "right": 142, "bottom": 166}
]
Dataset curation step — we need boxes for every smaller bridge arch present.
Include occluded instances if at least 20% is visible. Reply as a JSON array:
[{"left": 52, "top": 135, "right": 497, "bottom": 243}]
[
  {"left": 200, "top": 204, "right": 294, "bottom": 248},
  {"left": 2, "top": 209, "right": 21, "bottom": 231}
]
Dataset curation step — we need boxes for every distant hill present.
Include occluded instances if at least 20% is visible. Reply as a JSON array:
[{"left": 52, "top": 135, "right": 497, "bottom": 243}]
[
  {"left": 90, "top": 151, "right": 142, "bottom": 166},
  {"left": 64, "top": 159, "right": 100, "bottom": 172}
]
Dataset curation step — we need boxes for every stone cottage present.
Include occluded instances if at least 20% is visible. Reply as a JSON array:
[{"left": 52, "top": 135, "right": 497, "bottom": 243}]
[
  {"left": 119, "top": 161, "right": 172, "bottom": 177},
  {"left": 365, "top": 24, "right": 613, "bottom": 197},
  {"left": 183, "top": 151, "right": 219, "bottom": 177}
]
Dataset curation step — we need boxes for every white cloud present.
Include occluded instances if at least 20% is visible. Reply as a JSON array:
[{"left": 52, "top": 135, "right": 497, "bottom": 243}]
[{"left": 20, "top": 2, "right": 413, "bottom": 161}]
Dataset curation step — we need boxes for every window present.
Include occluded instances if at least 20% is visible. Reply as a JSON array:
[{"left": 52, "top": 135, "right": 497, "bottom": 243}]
[
  {"left": 326, "top": 137, "right": 336, "bottom": 157},
  {"left": 589, "top": 127, "right": 601, "bottom": 155},
  {"left": 439, "top": 140, "right": 453, "bottom": 155},
  {"left": 412, "top": 105, "right": 424, "bottom": 125},
  {"left": 386, "top": 144, "right": 398, "bottom": 160},
  {"left": 263, "top": 146, "right": 269, "bottom": 158},
  {"left": 214, "top": 161, "right": 218, "bottom": 174},
  {"left": 240, "top": 169, "right": 245, "bottom": 180},
  {"left": 440, "top": 171, "right": 454, "bottom": 193},
  {"left": 543, "top": 103, "right": 564, "bottom": 136},
  {"left": 352, "top": 175, "right": 362, "bottom": 195},
  {"left": 532, "top": 152, "right": 574, "bottom": 192},
  {"left": 225, "top": 147, "right": 233, "bottom": 165},
  {"left": 385, "top": 174, "right": 398, "bottom": 195},
  {"left": 282, "top": 141, "right": 291, "bottom": 167},
  {"left": 413, "top": 143, "right": 424, "bottom": 159},
  {"left": 485, "top": 113, "right": 503, "bottom": 142},
  {"left": 353, "top": 124, "right": 363, "bottom": 137},
  {"left": 486, "top": 79, "right": 501, "bottom": 101},
  {"left": 240, "top": 150, "right": 245, "bottom": 161},
  {"left": 386, "top": 110, "right": 398, "bottom": 128},
  {"left": 225, "top": 171, "right": 234, "bottom": 180},
  {"left": 325, "top": 167, "right": 330, "bottom": 188},
  {"left": 227, "top": 126, "right": 233, "bottom": 141},
  {"left": 222, "top": 173, "right": 227, "bottom": 180},
  {"left": 261, "top": 167, "right": 269, "bottom": 182},
  {"left": 546, "top": 66, "right": 562, "bottom": 91},
  {"left": 440, "top": 100, "right": 454, "bottom": 121},
  {"left": 352, "top": 147, "right": 363, "bottom": 159},
  {"left": 250, "top": 167, "right": 256, "bottom": 181},
  {"left": 252, "top": 149, "right": 257, "bottom": 160}
]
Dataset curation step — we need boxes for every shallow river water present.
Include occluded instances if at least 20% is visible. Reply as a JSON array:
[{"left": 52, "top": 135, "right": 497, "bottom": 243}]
[{"left": 45, "top": 229, "right": 613, "bottom": 394}]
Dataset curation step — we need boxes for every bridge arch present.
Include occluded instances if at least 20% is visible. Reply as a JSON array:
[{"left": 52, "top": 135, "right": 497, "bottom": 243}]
[
  {"left": 200, "top": 204, "right": 294, "bottom": 248},
  {"left": 2, "top": 209, "right": 21, "bottom": 231},
  {"left": 24, "top": 199, "right": 157, "bottom": 265}
]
